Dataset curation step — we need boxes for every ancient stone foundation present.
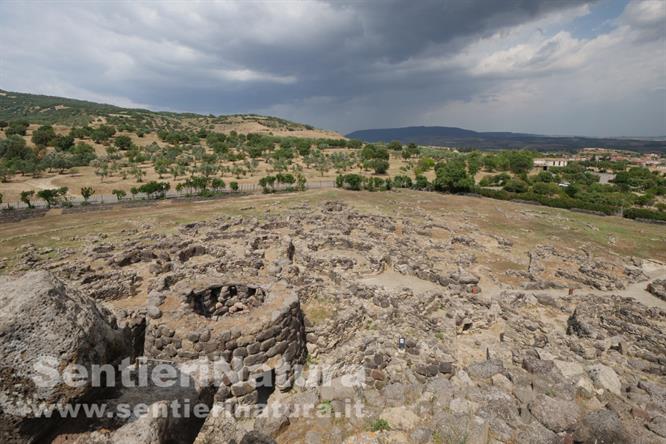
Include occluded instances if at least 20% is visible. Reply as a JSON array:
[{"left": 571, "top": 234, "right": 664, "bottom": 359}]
[{"left": 144, "top": 277, "right": 307, "bottom": 409}]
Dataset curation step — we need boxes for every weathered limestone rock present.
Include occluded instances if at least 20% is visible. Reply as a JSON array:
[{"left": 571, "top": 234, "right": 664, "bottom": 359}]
[
  {"left": 647, "top": 279, "right": 666, "bottom": 301},
  {"left": 0, "top": 271, "right": 131, "bottom": 442},
  {"left": 587, "top": 364, "right": 622, "bottom": 396},
  {"left": 528, "top": 394, "right": 582, "bottom": 433},
  {"left": 574, "top": 409, "right": 631, "bottom": 444}
]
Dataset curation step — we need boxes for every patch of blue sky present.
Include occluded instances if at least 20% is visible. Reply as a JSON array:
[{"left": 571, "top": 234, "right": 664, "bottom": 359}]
[{"left": 566, "top": 0, "right": 628, "bottom": 39}]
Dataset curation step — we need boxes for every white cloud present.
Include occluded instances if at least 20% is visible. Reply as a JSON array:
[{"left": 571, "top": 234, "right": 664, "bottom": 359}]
[
  {"left": 407, "top": 0, "right": 666, "bottom": 136},
  {"left": 212, "top": 68, "right": 297, "bottom": 84}
]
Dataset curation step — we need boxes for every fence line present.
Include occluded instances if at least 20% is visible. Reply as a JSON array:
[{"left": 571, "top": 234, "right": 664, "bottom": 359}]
[{"left": 1, "top": 180, "right": 337, "bottom": 211}]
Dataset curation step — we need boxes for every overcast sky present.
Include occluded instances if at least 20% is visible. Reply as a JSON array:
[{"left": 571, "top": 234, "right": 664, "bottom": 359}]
[{"left": 0, "top": 0, "right": 664, "bottom": 137}]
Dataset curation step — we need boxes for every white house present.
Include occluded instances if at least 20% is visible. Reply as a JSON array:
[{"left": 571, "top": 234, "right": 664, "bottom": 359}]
[{"left": 534, "top": 158, "right": 569, "bottom": 170}]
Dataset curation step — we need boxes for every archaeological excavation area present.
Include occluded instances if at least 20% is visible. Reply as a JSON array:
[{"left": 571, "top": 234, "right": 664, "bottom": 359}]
[{"left": 0, "top": 191, "right": 665, "bottom": 443}]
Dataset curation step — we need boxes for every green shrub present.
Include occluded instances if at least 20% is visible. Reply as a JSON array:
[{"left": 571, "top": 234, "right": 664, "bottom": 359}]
[
  {"left": 413, "top": 175, "right": 430, "bottom": 190},
  {"left": 623, "top": 208, "right": 666, "bottom": 221},
  {"left": 336, "top": 173, "right": 363, "bottom": 191},
  {"left": 392, "top": 175, "right": 413, "bottom": 188},
  {"left": 503, "top": 179, "right": 528, "bottom": 193},
  {"left": 370, "top": 419, "right": 390, "bottom": 432}
]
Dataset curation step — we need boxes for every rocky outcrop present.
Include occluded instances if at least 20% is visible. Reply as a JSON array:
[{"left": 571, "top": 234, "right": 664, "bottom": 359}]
[
  {"left": 0, "top": 271, "right": 132, "bottom": 442},
  {"left": 647, "top": 279, "right": 666, "bottom": 301}
]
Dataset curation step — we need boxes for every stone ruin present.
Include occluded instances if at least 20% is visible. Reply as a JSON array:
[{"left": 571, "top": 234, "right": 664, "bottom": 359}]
[
  {"left": 3, "top": 200, "right": 666, "bottom": 443},
  {"left": 186, "top": 284, "right": 265, "bottom": 318},
  {"left": 0, "top": 271, "right": 308, "bottom": 442},
  {"left": 144, "top": 277, "right": 307, "bottom": 411}
]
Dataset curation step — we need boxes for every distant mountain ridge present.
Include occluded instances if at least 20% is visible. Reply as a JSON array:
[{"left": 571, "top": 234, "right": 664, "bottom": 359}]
[{"left": 346, "top": 126, "right": 666, "bottom": 153}]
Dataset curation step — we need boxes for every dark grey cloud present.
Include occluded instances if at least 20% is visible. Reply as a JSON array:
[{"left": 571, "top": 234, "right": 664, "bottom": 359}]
[{"left": 0, "top": 0, "right": 663, "bottom": 136}]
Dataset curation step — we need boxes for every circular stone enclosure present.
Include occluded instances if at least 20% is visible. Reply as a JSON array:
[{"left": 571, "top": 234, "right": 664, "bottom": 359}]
[{"left": 187, "top": 284, "right": 265, "bottom": 318}]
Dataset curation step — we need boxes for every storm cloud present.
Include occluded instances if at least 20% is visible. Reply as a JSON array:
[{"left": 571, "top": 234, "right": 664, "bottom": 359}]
[{"left": 0, "top": 0, "right": 664, "bottom": 136}]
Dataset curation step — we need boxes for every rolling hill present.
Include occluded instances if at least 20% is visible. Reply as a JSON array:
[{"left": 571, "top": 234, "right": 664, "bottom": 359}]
[
  {"left": 0, "top": 89, "right": 343, "bottom": 139},
  {"left": 347, "top": 126, "right": 666, "bottom": 153}
]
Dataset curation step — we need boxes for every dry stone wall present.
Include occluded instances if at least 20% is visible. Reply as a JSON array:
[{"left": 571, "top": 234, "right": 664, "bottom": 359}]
[{"left": 144, "top": 279, "right": 307, "bottom": 409}]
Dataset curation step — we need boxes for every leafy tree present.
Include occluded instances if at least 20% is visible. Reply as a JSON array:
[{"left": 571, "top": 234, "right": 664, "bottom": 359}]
[
  {"left": 92, "top": 125, "right": 116, "bottom": 143},
  {"left": 532, "top": 182, "right": 560, "bottom": 195},
  {"left": 276, "top": 173, "right": 296, "bottom": 190},
  {"left": 296, "top": 173, "right": 307, "bottom": 191},
  {"left": 329, "top": 152, "right": 353, "bottom": 172},
  {"left": 93, "top": 160, "right": 109, "bottom": 182},
  {"left": 211, "top": 178, "right": 226, "bottom": 191},
  {"left": 415, "top": 157, "right": 435, "bottom": 174},
  {"left": 131, "top": 166, "right": 146, "bottom": 182},
  {"left": 503, "top": 179, "right": 528, "bottom": 193},
  {"left": 80, "top": 186, "right": 95, "bottom": 202},
  {"left": 10, "top": 158, "right": 41, "bottom": 177},
  {"left": 534, "top": 171, "right": 555, "bottom": 183},
  {"left": 366, "top": 158, "right": 389, "bottom": 174},
  {"left": 31, "top": 125, "right": 56, "bottom": 147},
  {"left": 37, "top": 187, "right": 68, "bottom": 208},
  {"left": 5, "top": 120, "right": 29, "bottom": 136},
  {"left": 229, "top": 181, "right": 239, "bottom": 191},
  {"left": 635, "top": 193, "right": 655, "bottom": 207},
  {"left": 479, "top": 172, "right": 511, "bottom": 187},
  {"left": 482, "top": 155, "right": 498, "bottom": 172},
  {"left": 306, "top": 149, "right": 331, "bottom": 177},
  {"left": 413, "top": 174, "right": 430, "bottom": 190},
  {"left": 138, "top": 181, "right": 170, "bottom": 199},
  {"left": 182, "top": 176, "right": 212, "bottom": 194},
  {"left": 296, "top": 140, "right": 311, "bottom": 156},
  {"left": 0, "top": 135, "right": 33, "bottom": 161},
  {"left": 360, "top": 144, "right": 389, "bottom": 161},
  {"left": 433, "top": 159, "right": 474, "bottom": 193},
  {"left": 0, "top": 163, "right": 10, "bottom": 182},
  {"left": 336, "top": 173, "right": 363, "bottom": 190},
  {"left": 69, "top": 126, "right": 92, "bottom": 139},
  {"left": 272, "top": 146, "right": 294, "bottom": 162},
  {"left": 154, "top": 157, "right": 169, "bottom": 179},
  {"left": 387, "top": 140, "right": 403, "bottom": 151},
  {"left": 0, "top": 121, "right": 7, "bottom": 129},
  {"left": 53, "top": 134, "right": 75, "bottom": 151},
  {"left": 114, "top": 135, "right": 133, "bottom": 150},
  {"left": 70, "top": 142, "right": 96, "bottom": 165},
  {"left": 246, "top": 145, "right": 264, "bottom": 159},
  {"left": 41, "top": 152, "right": 73, "bottom": 173},
  {"left": 392, "top": 175, "right": 413, "bottom": 188},
  {"left": 507, "top": 151, "right": 534, "bottom": 174},
  {"left": 20, "top": 190, "right": 35, "bottom": 208},
  {"left": 347, "top": 139, "right": 363, "bottom": 149},
  {"left": 406, "top": 143, "right": 420, "bottom": 158},
  {"left": 112, "top": 189, "right": 127, "bottom": 201},
  {"left": 365, "top": 176, "right": 391, "bottom": 191},
  {"left": 258, "top": 175, "right": 277, "bottom": 193},
  {"left": 198, "top": 161, "right": 219, "bottom": 177},
  {"left": 565, "top": 183, "right": 580, "bottom": 198},
  {"left": 170, "top": 164, "right": 186, "bottom": 180},
  {"left": 467, "top": 152, "right": 482, "bottom": 176}
]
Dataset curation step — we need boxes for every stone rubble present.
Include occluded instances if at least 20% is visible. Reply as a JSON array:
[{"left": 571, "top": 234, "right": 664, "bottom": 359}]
[{"left": 0, "top": 200, "right": 665, "bottom": 443}]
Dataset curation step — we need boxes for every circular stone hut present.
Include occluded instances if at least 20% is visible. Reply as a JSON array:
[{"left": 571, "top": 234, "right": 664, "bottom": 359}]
[{"left": 144, "top": 276, "right": 307, "bottom": 407}]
